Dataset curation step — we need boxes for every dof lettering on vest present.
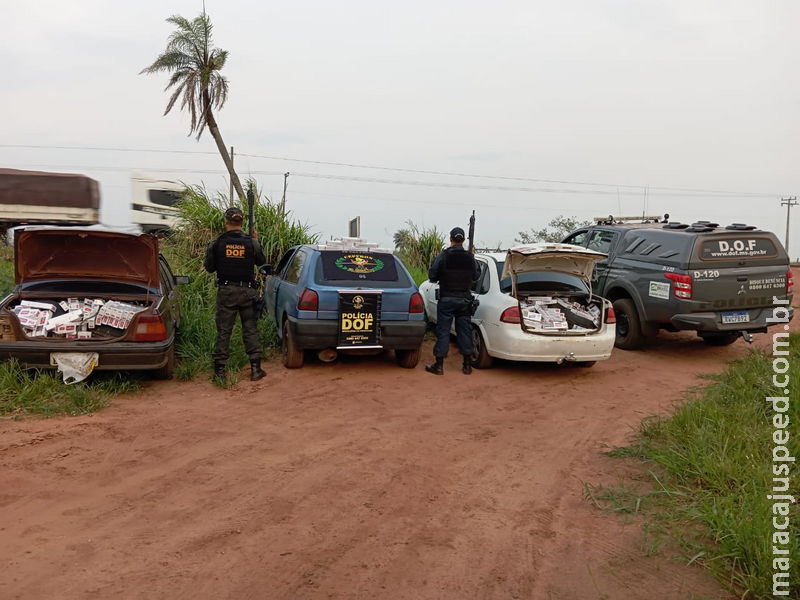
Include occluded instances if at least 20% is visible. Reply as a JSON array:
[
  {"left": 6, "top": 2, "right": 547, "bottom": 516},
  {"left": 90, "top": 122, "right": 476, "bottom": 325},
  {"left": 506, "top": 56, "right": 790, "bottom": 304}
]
[{"left": 226, "top": 244, "right": 246, "bottom": 258}]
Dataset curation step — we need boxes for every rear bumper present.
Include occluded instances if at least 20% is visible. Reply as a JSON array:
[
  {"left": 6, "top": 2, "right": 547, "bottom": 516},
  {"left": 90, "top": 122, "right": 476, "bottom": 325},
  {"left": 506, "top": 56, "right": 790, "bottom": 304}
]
[
  {"left": 670, "top": 306, "right": 794, "bottom": 332},
  {"left": 288, "top": 317, "right": 426, "bottom": 350},
  {"left": 0, "top": 338, "right": 174, "bottom": 371},
  {"left": 483, "top": 321, "right": 616, "bottom": 362}
]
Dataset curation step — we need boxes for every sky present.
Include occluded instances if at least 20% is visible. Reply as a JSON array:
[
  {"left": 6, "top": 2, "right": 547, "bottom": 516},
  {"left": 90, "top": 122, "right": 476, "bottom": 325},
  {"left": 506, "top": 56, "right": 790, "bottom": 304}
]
[{"left": 3, "top": 1, "right": 799, "bottom": 257}]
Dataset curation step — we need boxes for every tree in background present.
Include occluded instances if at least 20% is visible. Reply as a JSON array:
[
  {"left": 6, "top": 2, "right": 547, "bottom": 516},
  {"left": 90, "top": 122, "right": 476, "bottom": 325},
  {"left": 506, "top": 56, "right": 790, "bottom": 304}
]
[
  {"left": 141, "top": 13, "right": 246, "bottom": 204},
  {"left": 516, "top": 215, "right": 592, "bottom": 244}
]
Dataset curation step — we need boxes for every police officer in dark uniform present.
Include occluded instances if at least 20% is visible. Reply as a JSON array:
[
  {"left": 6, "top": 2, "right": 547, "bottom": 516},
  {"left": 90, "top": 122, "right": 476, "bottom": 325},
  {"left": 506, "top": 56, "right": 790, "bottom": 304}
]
[
  {"left": 425, "top": 226, "right": 480, "bottom": 375},
  {"left": 204, "top": 206, "right": 268, "bottom": 382}
]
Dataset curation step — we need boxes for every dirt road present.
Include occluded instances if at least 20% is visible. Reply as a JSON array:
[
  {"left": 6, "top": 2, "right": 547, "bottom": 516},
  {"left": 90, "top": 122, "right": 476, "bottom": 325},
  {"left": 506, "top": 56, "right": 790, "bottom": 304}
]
[{"left": 1, "top": 306, "right": 797, "bottom": 599}]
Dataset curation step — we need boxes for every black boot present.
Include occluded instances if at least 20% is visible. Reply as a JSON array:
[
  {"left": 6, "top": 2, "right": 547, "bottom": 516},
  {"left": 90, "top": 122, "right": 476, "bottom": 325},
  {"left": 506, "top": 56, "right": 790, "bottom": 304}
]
[
  {"left": 462, "top": 357, "right": 472, "bottom": 375},
  {"left": 250, "top": 359, "right": 267, "bottom": 381},
  {"left": 213, "top": 362, "right": 227, "bottom": 383},
  {"left": 425, "top": 357, "right": 444, "bottom": 375}
]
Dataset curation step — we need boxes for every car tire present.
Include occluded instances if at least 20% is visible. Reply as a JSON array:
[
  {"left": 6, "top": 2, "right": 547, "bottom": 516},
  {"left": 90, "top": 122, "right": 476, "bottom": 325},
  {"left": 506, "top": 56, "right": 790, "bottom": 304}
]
[
  {"left": 612, "top": 298, "right": 645, "bottom": 350},
  {"left": 701, "top": 332, "right": 739, "bottom": 346},
  {"left": 395, "top": 347, "right": 421, "bottom": 368},
  {"left": 153, "top": 345, "right": 175, "bottom": 380},
  {"left": 282, "top": 320, "right": 304, "bottom": 368},
  {"left": 471, "top": 326, "right": 493, "bottom": 369}
]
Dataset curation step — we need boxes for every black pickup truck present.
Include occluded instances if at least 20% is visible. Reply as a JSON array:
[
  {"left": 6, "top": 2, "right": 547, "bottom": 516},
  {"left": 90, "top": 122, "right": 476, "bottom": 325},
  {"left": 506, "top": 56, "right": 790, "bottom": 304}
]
[{"left": 562, "top": 218, "right": 794, "bottom": 348}]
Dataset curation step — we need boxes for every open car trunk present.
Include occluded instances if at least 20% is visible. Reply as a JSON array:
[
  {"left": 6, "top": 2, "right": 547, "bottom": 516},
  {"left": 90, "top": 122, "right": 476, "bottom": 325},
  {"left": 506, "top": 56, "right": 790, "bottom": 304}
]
[
  {"left": 2, "top": 295, "right": 154, "bottom": 342},
  {"left": 502, "top": 243, "right": 608, "bottom": 336},
  {"left": 1, "top": 227, "right": 163, "bottom": 344},
  {"left": 518, "top": 293, "right": 604, "bottom": 335}
]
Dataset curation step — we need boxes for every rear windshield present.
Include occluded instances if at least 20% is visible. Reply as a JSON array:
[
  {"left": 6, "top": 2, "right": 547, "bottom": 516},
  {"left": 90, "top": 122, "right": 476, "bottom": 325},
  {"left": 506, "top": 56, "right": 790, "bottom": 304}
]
[
  {"left": 315, "top": 251, "right": 412, "bottom": 288},
  {"left": 496, "top": 263, "right": 589, "bottom": 294},
  {"left": 698, "top": 237, "right": 778, "bottom": 261}
]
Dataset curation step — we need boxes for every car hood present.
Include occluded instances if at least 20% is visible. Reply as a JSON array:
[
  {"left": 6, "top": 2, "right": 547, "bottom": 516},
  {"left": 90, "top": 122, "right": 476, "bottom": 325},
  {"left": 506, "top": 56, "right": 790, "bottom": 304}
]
[
  {"left": 501, "top": 243, "right": 607, "bottom": 283},
  {"left": 15, "top": 227, "right": 160, "bottom": 287}
]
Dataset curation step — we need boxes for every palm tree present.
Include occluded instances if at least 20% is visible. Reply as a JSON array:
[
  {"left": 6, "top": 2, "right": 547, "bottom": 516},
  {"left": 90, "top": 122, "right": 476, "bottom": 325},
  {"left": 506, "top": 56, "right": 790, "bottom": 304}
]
[{"left": 141, "top": 13, "right": 246, "bottom": 204}]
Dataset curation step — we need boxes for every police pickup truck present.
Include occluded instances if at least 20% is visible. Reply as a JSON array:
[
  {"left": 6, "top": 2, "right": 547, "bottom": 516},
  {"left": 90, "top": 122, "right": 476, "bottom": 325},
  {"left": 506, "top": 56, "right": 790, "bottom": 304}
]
[{"left": 562, "top": 216, "right": 794, "bottom": 348}]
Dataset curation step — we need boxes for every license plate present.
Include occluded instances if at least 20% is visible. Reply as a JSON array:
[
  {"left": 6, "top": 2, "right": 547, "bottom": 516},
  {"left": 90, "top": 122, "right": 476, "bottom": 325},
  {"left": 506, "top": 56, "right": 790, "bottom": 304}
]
[{"left": 721, "top": 311, "right": 749, "bottom": 324}]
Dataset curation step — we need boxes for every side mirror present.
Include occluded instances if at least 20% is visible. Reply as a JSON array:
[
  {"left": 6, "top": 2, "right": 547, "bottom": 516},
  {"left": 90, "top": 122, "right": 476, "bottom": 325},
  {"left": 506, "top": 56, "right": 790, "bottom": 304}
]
[
  {"left": 174, "top": 275, "right": 190, "bottom": 285},
  {"left": 259, "top": 265, "right": 274, "bottom": 276}
]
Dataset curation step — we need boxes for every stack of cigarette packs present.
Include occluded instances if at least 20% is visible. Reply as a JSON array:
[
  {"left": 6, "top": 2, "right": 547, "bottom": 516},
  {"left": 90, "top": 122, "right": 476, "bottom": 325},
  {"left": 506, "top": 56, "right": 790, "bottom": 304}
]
[
  {"left": 520, "top": 296, "right": 601, "bottom": 332},
  {"left": 11, "top": 298, "right": 145, "bottom": 339}
]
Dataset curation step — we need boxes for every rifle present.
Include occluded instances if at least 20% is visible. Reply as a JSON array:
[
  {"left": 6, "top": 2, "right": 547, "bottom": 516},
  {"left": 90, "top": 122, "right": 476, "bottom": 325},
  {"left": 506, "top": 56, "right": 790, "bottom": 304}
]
[
  {"left": 467, "top": 210, "right": 476, "bottom": 254},
  {"left": 247, "top": 186, "right": 266, "bottom": 318}
]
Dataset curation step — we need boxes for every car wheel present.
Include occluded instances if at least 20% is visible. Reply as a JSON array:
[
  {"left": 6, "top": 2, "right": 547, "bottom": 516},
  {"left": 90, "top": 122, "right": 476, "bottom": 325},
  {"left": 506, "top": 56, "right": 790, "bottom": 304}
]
[
  {"left": 395, "top": 347, "right": 421, "bottom": 368},
  {"left": 282, "top": 320, "right": 304, "bottom": 368},
  {"left": 701, "top": 332, "right": 739, "bottom": 346},
  {"left": 612, "top": 298, "right": 644, "bottom": 350},
  {"left": 471, "top": 326, "right": 493, "bottom": 369},
  {"left": 153, "top": 345, "right": 175, "bottom": 380}
]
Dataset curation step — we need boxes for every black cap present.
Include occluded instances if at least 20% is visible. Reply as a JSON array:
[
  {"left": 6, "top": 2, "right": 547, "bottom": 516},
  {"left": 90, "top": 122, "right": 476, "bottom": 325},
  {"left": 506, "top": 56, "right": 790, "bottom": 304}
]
[
  {"left": 450, "top": 227, "right": 465, "bottom": 241},
  {"left": 224, "top": 206, "right": 244, "bottom": 222}
]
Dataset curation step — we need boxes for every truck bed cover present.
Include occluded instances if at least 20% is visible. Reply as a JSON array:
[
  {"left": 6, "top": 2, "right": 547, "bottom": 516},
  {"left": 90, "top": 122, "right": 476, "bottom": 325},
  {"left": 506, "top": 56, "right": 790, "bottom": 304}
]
[{"left": 0, "top": 168, "right": 100, "bottom": 209}]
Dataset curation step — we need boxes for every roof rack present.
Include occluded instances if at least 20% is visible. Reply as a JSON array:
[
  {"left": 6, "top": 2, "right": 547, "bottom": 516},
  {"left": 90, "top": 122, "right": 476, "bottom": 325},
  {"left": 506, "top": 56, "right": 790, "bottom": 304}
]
[
  {"left": 318, "top": 237, "right": 393, "bottom": 253},
  {"left": 593, "top": 214, "right": 666, "bottom": 225}
]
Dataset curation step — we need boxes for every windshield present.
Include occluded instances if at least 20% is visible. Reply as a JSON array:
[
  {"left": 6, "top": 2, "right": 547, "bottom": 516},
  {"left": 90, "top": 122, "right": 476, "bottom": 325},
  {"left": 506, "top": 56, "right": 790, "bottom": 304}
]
[{"left": 496, "top": 262, "right": 589, "bottom": 294}]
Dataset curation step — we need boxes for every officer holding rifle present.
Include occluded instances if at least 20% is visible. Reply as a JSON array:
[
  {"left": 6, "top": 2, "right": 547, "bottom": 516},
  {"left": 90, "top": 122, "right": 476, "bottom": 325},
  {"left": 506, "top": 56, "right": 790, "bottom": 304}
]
[{"left": 204, "top": 206, "right": 267, "bottom": 383}]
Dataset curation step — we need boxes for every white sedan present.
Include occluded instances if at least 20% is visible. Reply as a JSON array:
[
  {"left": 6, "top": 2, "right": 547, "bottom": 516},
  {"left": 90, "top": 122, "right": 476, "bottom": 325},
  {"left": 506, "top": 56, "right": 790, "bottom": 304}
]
[{"left": 419, "top": 243, "right": 616, "bottom": 368}]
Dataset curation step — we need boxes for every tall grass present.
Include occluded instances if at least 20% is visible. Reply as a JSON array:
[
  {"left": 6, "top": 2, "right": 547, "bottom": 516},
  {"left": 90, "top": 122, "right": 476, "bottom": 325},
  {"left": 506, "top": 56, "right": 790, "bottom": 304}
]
[
  {"left": 163, "top": 181, "right": 317, "bottom": 381},
  {"left": 587, "top": 334, "right": 800, "bottom": 599},
  {"left": 393, "top": 221, "right": 444, "bottom": 284}
]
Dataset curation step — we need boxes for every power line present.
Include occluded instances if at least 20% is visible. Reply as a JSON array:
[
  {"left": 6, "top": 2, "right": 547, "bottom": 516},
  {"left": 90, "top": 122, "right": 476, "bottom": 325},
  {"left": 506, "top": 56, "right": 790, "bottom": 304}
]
[
  {"left": 18, "top": 162, "right": 783, "bottom": 200},
  {"left": 0, "top": 142, "right": 789, "bottom": 199}
]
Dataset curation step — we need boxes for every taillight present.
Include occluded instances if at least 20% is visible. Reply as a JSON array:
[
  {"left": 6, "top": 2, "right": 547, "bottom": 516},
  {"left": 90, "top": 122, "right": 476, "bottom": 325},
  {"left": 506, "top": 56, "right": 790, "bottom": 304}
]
[
  {"left": 500, "top": 306, "right": 520, "bottom": 324},
  {"left": 605, "top": 307, "right": 616, "bottom": 324},
  {"left": 133, "top": 314, "right": 167, "bottom": 341},
  {"left": 788, "top": 269, "right": 794, "bottom": 295},
  {"left": 409, "top": 292, "right": 424, "bottom": 314},
  {"left": 665, "top": 273, "right": 693, "bottom": 299},
  {"left": 297, "top": 288, "right": 319, "bottom": 311}
]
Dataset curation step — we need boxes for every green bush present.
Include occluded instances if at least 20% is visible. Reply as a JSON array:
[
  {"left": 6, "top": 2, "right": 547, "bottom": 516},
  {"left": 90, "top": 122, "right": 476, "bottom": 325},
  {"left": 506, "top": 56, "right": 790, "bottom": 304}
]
[{"left": 393, "top": 221, "right": 444, "bottom": 283}]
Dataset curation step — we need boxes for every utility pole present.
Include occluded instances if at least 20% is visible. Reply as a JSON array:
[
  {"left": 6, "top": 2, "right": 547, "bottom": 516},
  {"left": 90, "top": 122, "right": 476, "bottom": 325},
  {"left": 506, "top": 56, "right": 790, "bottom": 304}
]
[
  {"left": 229, "top": 146, "right": 235, "bottom": 207},
  {"left": 280, "top": 172, "right": 290, "bottom": 215},
  {"left": 781, "top": 196, "right": 798, "bottom": 256}
]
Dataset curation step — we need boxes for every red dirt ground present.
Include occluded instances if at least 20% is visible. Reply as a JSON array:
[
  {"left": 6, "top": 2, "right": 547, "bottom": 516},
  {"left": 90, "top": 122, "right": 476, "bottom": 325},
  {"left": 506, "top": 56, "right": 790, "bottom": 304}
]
[{"left": 1, "top": 279, "right": 797, "bottom": 599}]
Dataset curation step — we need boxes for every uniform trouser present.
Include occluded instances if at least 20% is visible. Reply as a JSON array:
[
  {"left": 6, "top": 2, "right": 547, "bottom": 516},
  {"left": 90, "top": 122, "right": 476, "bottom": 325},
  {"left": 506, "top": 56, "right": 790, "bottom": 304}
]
[
  {"left": 434, "top": 296, "right": 474, "bottom": 358},
  {"left": 213, "top": 285, "right": 261, "bottom": 363}
]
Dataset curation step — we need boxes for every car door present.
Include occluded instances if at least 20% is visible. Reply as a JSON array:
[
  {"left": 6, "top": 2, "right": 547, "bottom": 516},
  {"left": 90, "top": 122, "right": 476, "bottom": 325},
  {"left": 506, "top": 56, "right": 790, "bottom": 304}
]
[
  {"left": 276, "top": 248, "right": 309, "bottom": 327},
  {"left": 585, "top": 229, "right": 618, "bottom": 292},
  {"left": 267, "top": 248, "right": 298, "bottom": 323},
  {"left": 469, "top": 258, "right": 491, "bottom": 323},
  {"left": 158, "top": 256, "right": 179, "bottom": 332}
]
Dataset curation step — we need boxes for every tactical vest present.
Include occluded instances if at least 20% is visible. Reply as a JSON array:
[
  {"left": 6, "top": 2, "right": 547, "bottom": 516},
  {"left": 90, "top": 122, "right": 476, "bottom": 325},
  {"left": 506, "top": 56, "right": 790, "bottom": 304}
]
[
  {"left": 439, "top": 247, "right": 475, "bottom": 297},
  {"left": 213, "top": 231, "right": 256, "bottom": 283}
]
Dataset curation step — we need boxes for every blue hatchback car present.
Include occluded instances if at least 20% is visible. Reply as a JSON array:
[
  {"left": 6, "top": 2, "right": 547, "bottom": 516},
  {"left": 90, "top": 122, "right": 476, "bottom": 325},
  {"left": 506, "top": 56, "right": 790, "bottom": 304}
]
[{"left": 262, "top": 242, "right": 426, "bottom": 368}]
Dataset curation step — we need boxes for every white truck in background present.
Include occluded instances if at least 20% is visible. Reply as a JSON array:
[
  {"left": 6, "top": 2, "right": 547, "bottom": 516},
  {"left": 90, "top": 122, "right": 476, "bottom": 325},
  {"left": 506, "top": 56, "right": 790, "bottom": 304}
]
[
  {"left": 130, "top": 172, "right": 185, "bottom": 234},
  {"left": 0, "top": 168, "right": 188, "bottom": 243}
]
